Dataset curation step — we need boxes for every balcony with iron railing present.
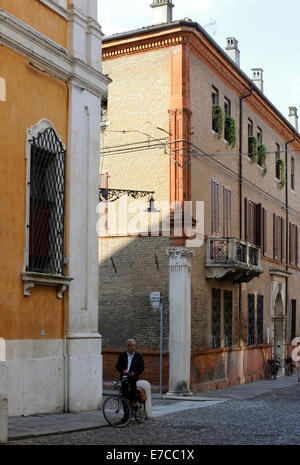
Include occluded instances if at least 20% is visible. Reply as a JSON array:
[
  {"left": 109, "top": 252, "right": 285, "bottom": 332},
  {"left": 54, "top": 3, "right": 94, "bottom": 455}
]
[{"left": 205, "top": 237, "right": 262, "bottom": 282}]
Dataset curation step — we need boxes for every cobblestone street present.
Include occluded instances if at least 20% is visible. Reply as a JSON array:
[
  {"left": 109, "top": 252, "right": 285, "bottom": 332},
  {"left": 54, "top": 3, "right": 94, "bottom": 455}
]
[{"left": 8, "top": 382, "right": 300, "bottom": 446}]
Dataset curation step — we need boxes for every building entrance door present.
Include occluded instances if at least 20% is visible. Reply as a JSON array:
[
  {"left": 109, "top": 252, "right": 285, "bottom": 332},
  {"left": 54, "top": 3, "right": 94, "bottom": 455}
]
[{"left": 273, "top": 293, "right": 285, "bottom": 376}]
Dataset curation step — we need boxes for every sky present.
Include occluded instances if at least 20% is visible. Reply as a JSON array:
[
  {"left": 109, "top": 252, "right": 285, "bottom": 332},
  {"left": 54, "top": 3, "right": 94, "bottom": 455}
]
[{"left": 98, "top": 0, "right": 300, "bottom": 120}]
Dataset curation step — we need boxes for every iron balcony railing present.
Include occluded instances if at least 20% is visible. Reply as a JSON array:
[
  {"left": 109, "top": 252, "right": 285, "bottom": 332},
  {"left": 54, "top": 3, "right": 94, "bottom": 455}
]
[
  {"left": 205, "top": 237, "right": 262, "bottom": 282},
  {"left": 206, "top": 237, "right": 261, "bottom": 268}
]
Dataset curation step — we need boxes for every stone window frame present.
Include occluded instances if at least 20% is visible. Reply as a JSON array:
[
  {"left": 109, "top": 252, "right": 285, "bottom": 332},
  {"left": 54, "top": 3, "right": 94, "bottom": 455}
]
[{"left": 21, "top": 119, "right": 73, "bottom": 298}]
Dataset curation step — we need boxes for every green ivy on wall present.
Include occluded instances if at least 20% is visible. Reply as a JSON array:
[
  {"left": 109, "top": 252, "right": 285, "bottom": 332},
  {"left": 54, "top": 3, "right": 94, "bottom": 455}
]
[
  {"left": 212, "top": 104, "right": 224, "bottom": 139},
  {"left": 225, "top": 116, "right": 237, "bottom": 148},
  {"left": 248, "top": 136, "right": 258, "bottom": 163},
  {"left": 276, "top": 158, "right": 285, "bottom": 188},
  {"left": 258, "top": 143, "right": 267, "bottom": 176}
]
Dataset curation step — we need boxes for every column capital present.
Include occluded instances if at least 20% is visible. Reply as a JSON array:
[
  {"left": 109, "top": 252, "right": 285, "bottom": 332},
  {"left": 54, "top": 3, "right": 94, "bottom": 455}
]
[{"left": 166, "top": 247, "right": 194, "bottom": 265}]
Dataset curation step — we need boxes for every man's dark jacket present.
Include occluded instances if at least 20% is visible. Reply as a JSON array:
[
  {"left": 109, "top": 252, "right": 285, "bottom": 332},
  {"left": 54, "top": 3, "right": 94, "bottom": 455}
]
[{"left": 116, "top": 351, "right": 144, "bottom": 379}]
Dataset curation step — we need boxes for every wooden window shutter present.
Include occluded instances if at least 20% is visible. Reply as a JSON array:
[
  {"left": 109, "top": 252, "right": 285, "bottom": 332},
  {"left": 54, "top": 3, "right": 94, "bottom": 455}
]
[
  {"left": 273, "top": 213, "right": 276, "bottom": 260},
  {"left": 223, "top": 187, "right": 232, "bottom": 238},
  {"left": 281, "top": 217, "right": 285, "bottom": 262},
  {"left": 228, "top": 189, "right": 231, "bottom": 237},
  {"left": 245, "top": 198, "right": 249, "bottom": 242},
  {"left": 296, "top": 225, "right": 299, "bottom": 266},
  {"left": 211, "top": 179, "right": 219, "bottom": 235},
  {"left": 289, "top": 222, "right": 292, "bottom": 265},
  {"left": 263, "top": 207, "right": 267, "bottom": 255},
  {"left": 255, "top": 203, "right": 262, "bottom": 247},
  {"left": 216, "top": 182, "right": 219, "bottom": 234},
  {"left": 211, "top": 179, "right": 215, "bottom": 234}
]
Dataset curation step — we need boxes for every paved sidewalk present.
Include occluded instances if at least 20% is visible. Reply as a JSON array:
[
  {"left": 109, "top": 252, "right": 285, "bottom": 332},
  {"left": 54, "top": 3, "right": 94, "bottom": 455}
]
[{"left": 7, "top": 375, "right": 299, "bottom": 441}]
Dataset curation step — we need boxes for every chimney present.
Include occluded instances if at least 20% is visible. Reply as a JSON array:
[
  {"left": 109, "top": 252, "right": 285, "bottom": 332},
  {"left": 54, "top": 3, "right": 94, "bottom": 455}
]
[
  {"left": 251, "top": 68, "right": 264, "bottom": 92},
  {"left": 288, "top": 106, "right": 299, "bottom": 132},
  {"left": 225, "top": 37, "right": 240, "bottom": 67},
  {"left": 151, "top": 0, "right": 174, "bottom": 25}
]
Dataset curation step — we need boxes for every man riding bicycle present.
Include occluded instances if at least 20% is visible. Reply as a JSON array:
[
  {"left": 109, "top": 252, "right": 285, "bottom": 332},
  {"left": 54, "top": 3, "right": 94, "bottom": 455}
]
[{"left": 116, "top": 338, "right": 144, "bottom": 415}]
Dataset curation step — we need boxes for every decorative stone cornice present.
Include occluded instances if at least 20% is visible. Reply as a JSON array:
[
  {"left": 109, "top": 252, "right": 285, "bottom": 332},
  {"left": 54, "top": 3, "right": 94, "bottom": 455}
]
[
  {"left": 0, "top": 9, "right": 109, "bottom": 97},
  {"left": 102, "top": 32, "right": 188, "bottom": 60}
]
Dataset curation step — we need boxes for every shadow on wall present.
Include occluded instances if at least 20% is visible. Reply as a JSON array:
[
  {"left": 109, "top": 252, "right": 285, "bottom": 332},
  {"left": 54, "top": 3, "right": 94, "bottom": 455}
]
[{"left": 98, "top": 234, "right": 170, "bottom": 388}]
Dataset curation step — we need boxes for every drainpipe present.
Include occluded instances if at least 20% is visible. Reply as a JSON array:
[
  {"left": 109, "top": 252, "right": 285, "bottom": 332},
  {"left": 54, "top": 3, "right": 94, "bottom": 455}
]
[
  {"left": 285, "top": 131, "right": 296, "bottom": 355},
  {"left": 238, "top": 84, "right": 253, "bottom": 345}
]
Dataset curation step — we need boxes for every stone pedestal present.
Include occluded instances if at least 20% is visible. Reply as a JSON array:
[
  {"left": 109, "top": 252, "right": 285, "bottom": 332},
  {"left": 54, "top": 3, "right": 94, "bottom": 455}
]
[{"left": 166, "top": 247, "right": 194, "bottom": 395}]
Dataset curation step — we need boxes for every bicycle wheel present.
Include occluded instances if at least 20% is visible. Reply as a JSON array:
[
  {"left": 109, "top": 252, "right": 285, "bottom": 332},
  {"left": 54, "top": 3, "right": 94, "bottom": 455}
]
[
  {"left": 133, "top": 400, "right": 146, "bottom": 423},
  {"left": 103, "top": 395, "right": 131, "bottom": 427}
]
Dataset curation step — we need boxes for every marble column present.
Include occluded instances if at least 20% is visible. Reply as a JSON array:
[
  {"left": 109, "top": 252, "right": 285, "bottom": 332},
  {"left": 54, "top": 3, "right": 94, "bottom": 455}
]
[{"left": 166, "top": 247, "right": 194, "bottom": 395}]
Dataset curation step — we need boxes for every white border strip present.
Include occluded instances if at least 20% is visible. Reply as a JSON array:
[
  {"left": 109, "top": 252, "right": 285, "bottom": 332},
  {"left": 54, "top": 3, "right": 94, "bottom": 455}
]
[{"left": 38, "top": 0, "right": 69, "bottom": 19}]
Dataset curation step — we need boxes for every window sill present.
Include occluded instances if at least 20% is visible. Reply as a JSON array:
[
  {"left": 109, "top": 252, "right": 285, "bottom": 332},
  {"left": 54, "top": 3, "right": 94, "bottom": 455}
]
[{"left": 21, "top": 271, "right": 73, "bottom": 299}]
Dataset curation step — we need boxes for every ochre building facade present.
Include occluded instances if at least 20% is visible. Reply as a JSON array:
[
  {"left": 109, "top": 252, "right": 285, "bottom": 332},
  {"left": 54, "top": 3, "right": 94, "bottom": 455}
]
[{"left": 0, "top": 0, "right": 108, "bottom": 415}]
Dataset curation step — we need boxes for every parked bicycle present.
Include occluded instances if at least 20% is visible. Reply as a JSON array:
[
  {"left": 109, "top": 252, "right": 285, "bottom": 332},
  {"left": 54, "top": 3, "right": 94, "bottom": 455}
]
[
  {"left": 103, "top": 375, "right": 146, "bottom": 427},
  {"left": 285, "top": 357, "right": 296, "bottom": 376}
]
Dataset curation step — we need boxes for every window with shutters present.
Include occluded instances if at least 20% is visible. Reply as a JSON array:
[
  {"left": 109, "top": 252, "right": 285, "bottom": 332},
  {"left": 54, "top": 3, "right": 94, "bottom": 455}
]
[
  {"left": 212, "top": 288, "right": 221, "bottom": 349},
  {"left": 257, "top": 295, "right": 264, "bottom": 345},
  {"left": 289, "top": 222, "right": 298, "bottom": 266},
  {"left": 248, "top": 293, "right": 255, "bottom": 346},
  {"left": 291, "top": 299, "right": 296, "bottom": 341},
  {"left": 223, "top": 187, "right": 231, "bottom": 237},
  {"left": 224, "top": 290, "right": 232, "bottom": 347},
  {"left": 211, "top": 178, "right": 219, "bottom": 235},
  {"left": 245, "top": 198, "right": 266, "bottom": 250},
  {"left": 273, "top": 214, "right": 284, "bottom": 262}
]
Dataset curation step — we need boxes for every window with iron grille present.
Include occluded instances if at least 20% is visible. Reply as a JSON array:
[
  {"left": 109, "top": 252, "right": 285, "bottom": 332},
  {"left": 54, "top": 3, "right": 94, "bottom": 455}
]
[
  {"left": 224, "top": 290, "right": 232, "bottom": 347},
  {"left": 27, "top": 127, "right": 66, "bottom": 275},
  {"left": 257, "top": 295, "right": 264, "bottom": 345},
  {"left": 291, "top": 299, "right": 296, "bottom": 341},
  {"left": 212, "top": 288, "right": 221, "bottom": 349},
  {"left": 248, "top": 293, "right": 255, "bottom": 346}
]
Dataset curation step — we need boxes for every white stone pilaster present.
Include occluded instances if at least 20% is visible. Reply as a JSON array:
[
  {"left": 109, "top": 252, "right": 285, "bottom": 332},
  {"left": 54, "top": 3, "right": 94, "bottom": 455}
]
[
  {"left": 66, "top": 3, "right": 106, "bottom": 412},
  {"left": 166, "top": 247, "right": 194, "bottom": 395}
]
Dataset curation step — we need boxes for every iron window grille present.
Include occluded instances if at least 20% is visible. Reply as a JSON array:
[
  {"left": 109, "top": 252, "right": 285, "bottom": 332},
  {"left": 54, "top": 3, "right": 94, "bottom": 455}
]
[
  {"left": 248, "top": 293, "right": 255, "bottom": 345},
  {"left": 27, "top": 127, "right": 66, "bottom": 275},
  {"left": 257, "top": 295, "right": 264, "bottom": 345},
  {"left": 224, "top": 290, "right": 233, "bottom": 347},
  {"left": 212, "top": 288, "right": 221, "bottom": 349}
]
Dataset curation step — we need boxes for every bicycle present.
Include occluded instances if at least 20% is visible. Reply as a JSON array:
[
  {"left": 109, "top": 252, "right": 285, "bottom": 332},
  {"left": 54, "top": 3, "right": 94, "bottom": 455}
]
[
  {"left": 103, "top": 375, "right": 146, "bottom": 427},
  {"left": 285, "top": 357, "right": 296, "bottom": 376}
]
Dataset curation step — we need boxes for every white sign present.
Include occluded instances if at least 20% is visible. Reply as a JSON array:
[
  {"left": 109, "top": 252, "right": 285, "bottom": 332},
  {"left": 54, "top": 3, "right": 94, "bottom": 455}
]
[
  {"left": 149, "top": 291, "right": 161, "bottom": 302},
  {"left": 150, "top": 301, "right": 160, "bottom": 309}
]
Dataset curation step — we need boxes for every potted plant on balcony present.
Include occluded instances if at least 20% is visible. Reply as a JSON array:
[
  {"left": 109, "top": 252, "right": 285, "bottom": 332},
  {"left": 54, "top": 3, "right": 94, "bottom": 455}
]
[
  {"left": 212, "top": 104, "right": 224, "bottom": 139},
  {"left": 225, "top": 115, "right": 236, "bottom": 148}
]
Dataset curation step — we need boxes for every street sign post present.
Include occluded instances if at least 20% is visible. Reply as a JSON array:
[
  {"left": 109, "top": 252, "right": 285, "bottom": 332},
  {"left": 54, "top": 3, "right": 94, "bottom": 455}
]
[{"left": 149, "top": 291, "right": 163, "bottom": 397}]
